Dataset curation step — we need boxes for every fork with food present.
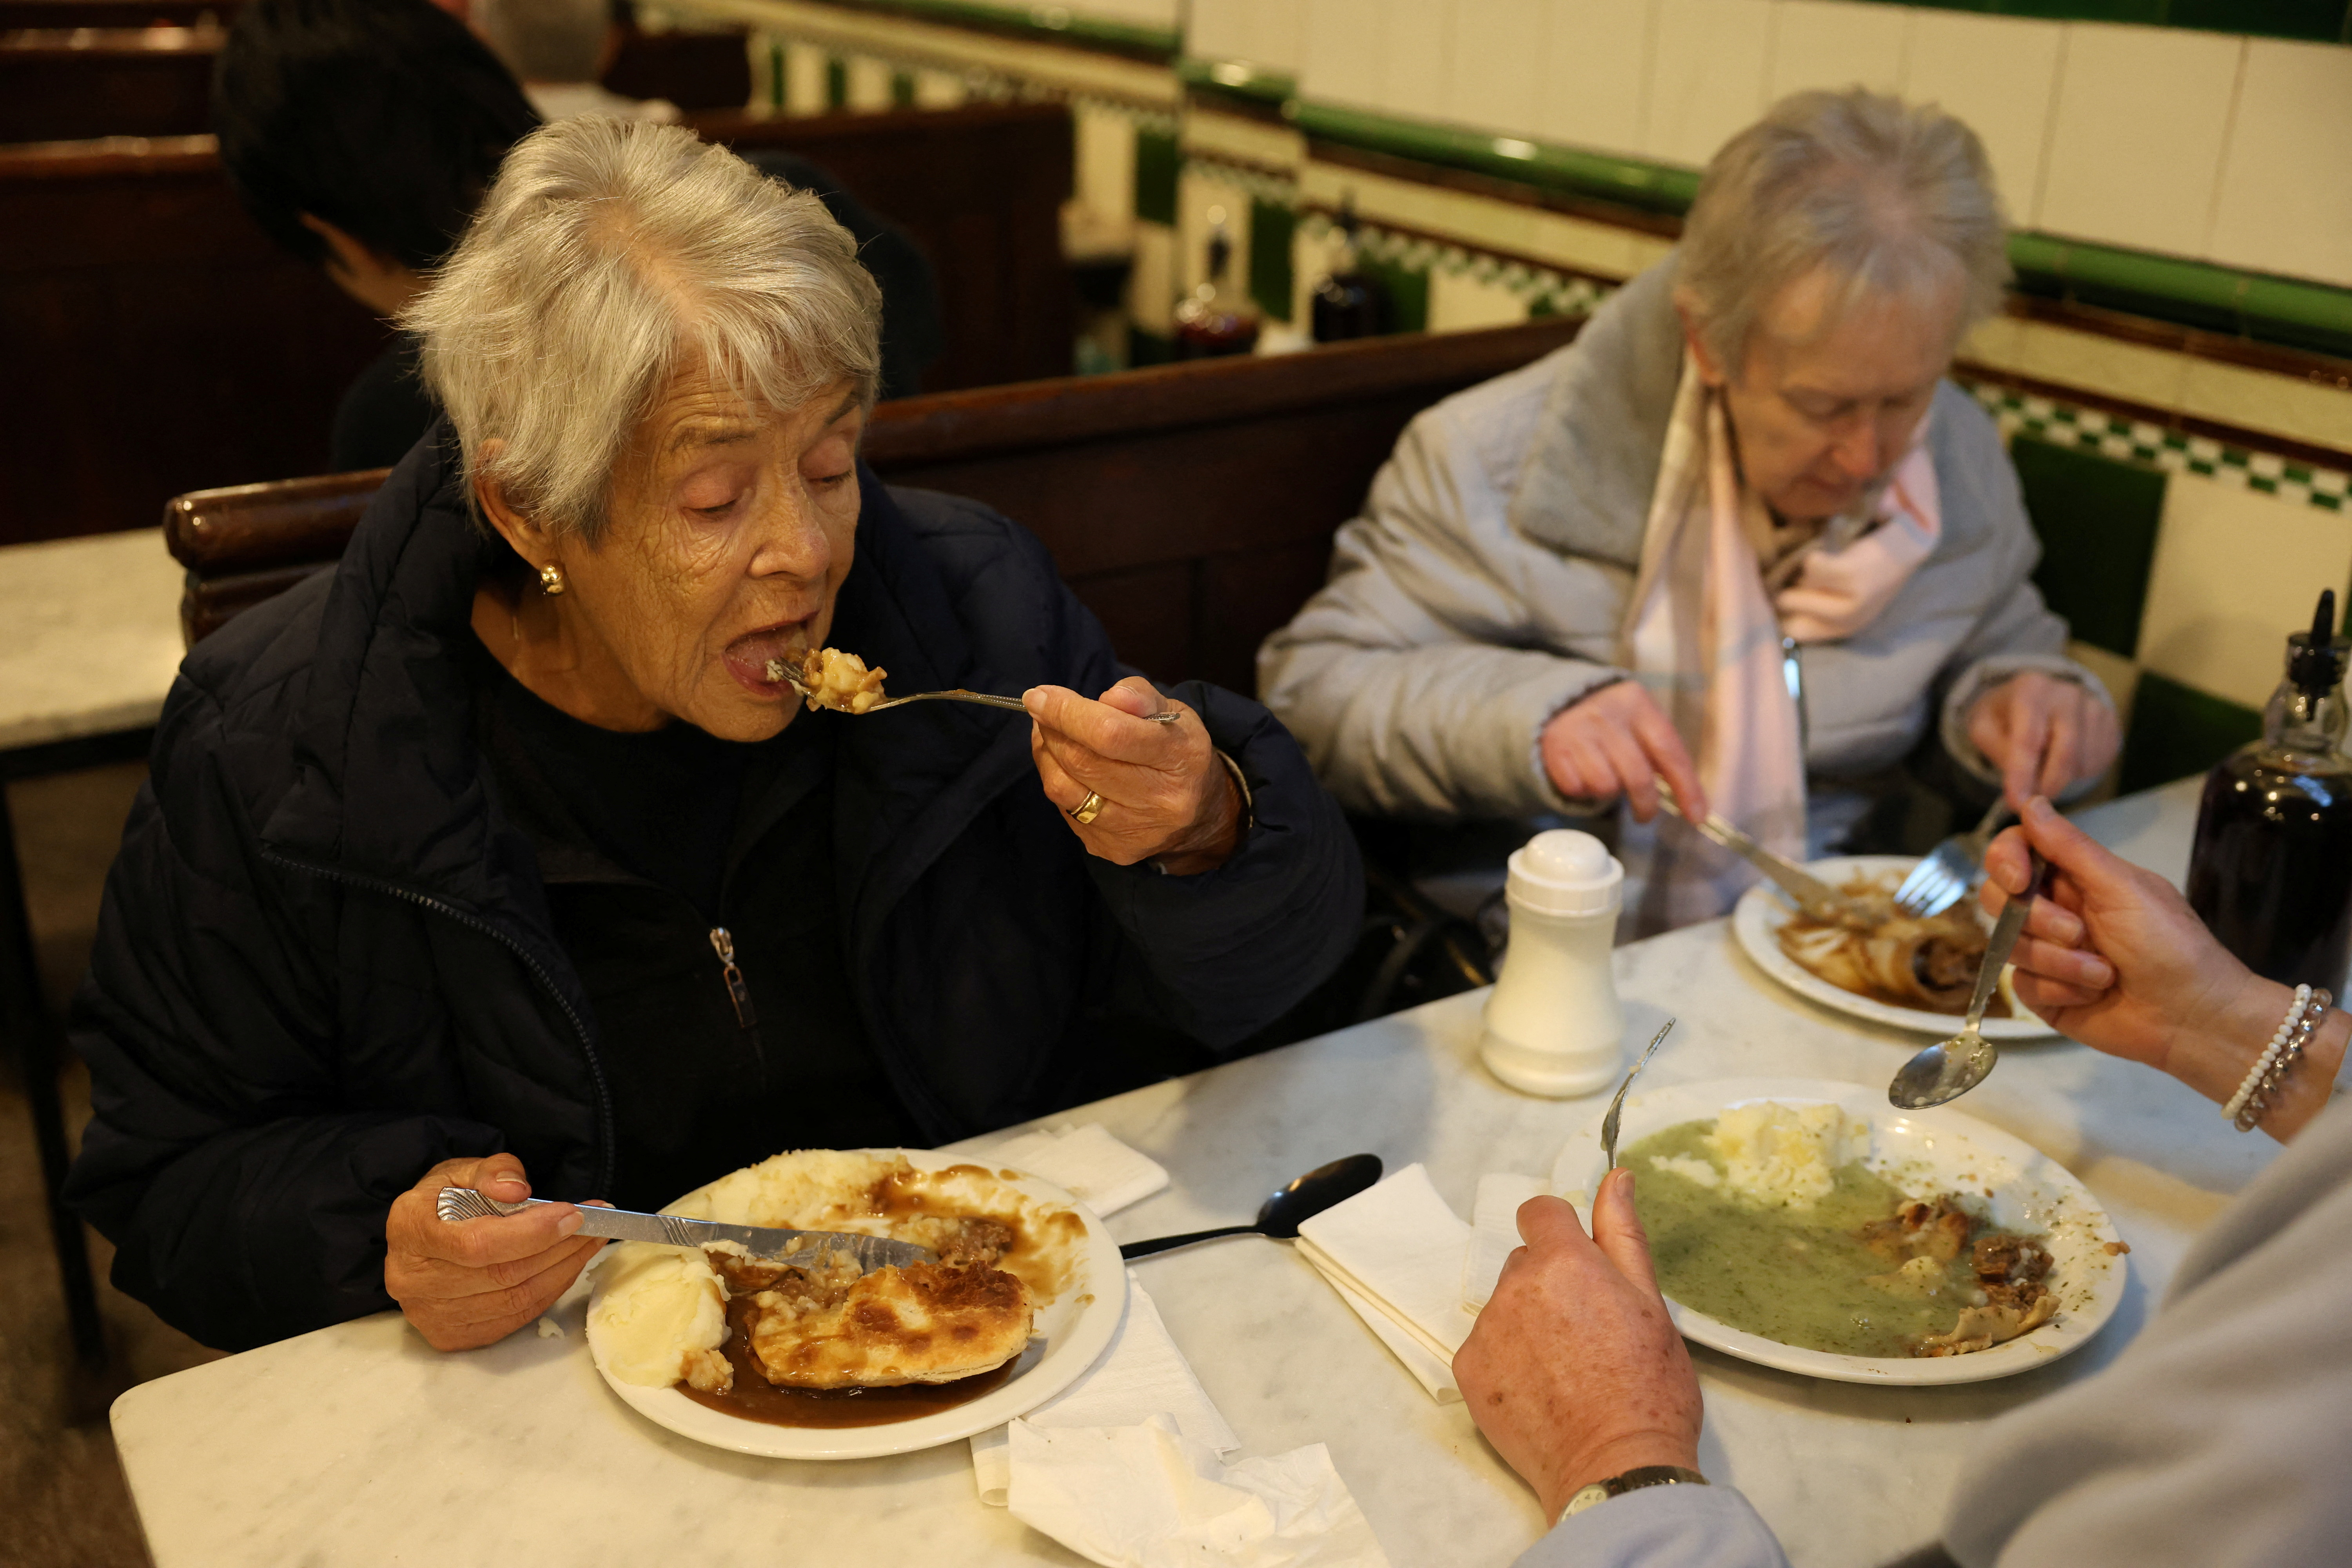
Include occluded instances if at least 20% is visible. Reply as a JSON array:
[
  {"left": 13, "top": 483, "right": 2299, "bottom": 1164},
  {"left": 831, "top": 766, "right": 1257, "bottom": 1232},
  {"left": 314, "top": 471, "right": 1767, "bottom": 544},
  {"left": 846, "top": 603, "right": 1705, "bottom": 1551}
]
[{"left": 768, "top": 646, "right": 1178, "bottom": 722}]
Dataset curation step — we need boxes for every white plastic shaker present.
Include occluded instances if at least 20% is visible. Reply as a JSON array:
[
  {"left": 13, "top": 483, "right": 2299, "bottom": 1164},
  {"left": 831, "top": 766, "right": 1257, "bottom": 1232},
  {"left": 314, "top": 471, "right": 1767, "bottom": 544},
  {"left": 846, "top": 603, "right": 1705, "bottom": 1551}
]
[{"left": 1477, "top": 828, "right": 1626, "bottom": 1097}]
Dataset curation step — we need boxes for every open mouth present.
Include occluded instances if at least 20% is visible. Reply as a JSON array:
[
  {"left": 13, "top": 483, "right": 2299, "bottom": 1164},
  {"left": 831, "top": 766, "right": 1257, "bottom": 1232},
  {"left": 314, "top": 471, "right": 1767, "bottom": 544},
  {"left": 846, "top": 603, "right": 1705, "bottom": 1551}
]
[{"left": 722, "top": 621, "right": 814, "bottom": 695}]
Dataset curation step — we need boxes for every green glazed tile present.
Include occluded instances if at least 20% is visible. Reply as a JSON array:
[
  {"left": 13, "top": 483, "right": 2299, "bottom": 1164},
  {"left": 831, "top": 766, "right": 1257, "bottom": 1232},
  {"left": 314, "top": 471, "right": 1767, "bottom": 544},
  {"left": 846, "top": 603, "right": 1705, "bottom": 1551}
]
[
  {"left": 1248, "top": 200, "right": 1296, "bottom": 323},
  {"left": 2119, "top": 670, "right": 2263, "bottom": 794},
  {"left": 826, "top": 57, "right": 848, "bottom": 110},
  {"left": 891, "top": 71, "right": 916, "bottom": 108},
  {"left": 1134, "top": 131, "right": 1179, "bottom": 225},
  {"left": 2165, "top": 0, "right": 2350, "bottom": 43},
  {"left": 1361, "top": 255, "right": 1430, "bottom": 334},
  {"left": 2012, "top": 435, "right": 2168, "bottom": 660}
]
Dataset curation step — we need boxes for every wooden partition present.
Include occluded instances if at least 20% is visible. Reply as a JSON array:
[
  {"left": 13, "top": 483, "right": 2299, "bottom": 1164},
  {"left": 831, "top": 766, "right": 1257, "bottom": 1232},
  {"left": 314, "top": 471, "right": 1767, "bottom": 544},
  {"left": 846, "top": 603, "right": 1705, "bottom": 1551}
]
[
  {"left": 9, "top": 102, "right": 1070, "bottom": 546},
  {"left": 0, "top": 135, "right": 390, "bottom": 548},
  {"left": 693, "top": 102, "right": 1073, "bottom": 394},
  {"left": 167, "top": 319, "right": 1584, "bottom": 684},
  {"left": 0, "top": 26, "right": 219, "bottom": 142}
]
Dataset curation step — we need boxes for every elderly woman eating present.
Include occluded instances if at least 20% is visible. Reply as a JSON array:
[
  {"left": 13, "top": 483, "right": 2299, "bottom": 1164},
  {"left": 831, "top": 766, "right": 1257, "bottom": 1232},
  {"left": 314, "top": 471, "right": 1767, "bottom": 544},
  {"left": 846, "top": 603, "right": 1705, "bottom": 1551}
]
[
  {"left": 65, "top": 117, "right": 1359, "bottom": 1354},
  {"left": 1261, "top": 89, "right": 2117, "bottom": 936}
]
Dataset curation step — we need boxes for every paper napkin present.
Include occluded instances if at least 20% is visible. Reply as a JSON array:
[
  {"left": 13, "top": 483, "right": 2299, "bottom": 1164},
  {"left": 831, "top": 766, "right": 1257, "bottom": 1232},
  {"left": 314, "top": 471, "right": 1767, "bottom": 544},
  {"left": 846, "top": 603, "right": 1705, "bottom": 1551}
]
[
  {"left": 1461, "top": 1172, "right": 1546, "bottom": 1310},
  {"left": 972, "top": 1272, "right": 1238, "bottom": 1506},
  {"left": 1293, "top": 1164, "right": 1478, "bottom": 1401},
  {"left": 1007, "top": 1413, "right": 1392, "bottom": 1568},
  {"left": 982, "top": 1123, "right": 1170, "bottom": 1216}
]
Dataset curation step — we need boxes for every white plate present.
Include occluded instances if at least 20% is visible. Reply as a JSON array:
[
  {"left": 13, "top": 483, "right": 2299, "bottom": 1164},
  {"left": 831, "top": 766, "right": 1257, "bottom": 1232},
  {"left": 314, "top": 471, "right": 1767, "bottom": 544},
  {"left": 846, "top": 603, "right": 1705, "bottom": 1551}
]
[
  {"left": 586, "top": 1149, "right": 1127, "bottom": 1459},
  {"left": 1552, "top": 1077, "right": 2127, "bottom": 1386},
  {"left": 1733, "top": 853, "right": 2055, "bottom": 1039}
]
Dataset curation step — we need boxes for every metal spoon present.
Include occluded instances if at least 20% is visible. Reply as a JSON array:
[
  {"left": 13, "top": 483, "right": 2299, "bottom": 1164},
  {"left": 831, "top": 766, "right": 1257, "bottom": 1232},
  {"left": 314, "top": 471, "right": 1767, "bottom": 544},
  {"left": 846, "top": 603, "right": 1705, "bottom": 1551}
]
[
  {"left": 1889, "top": 849, "right": 2049, "bottom": 1109},
  {"left": 765, "top": 660, "right": 1180, "bottom": 722},
  {"left": 1118, "top": 1153, "right": 1383, "bottom": 1259},
  {"left": 1602, "top": 1016, "right": 1679, "bottom": 1170}
]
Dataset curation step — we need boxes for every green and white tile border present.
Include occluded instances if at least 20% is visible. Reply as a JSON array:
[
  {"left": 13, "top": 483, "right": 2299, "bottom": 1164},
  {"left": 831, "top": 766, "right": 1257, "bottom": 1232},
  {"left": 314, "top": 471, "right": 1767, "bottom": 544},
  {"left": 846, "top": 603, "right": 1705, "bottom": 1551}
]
[{"left": 1966, "top": 385, "right": 2352, "bottom": 514}]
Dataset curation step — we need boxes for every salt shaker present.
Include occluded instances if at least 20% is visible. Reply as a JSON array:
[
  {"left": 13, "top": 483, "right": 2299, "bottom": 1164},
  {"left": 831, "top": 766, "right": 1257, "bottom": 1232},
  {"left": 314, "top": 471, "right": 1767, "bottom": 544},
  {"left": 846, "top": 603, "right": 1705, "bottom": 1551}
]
[{"left": 1479, "top": 828, "right": 1626, "bottom": 1097}]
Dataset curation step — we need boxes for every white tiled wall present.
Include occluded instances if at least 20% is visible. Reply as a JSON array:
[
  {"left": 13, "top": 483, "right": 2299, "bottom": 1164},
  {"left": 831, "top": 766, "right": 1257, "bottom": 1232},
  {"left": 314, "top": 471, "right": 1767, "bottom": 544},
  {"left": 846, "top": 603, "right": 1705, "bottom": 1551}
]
[{"left": 1241, "top": 1, "right": 2352, "bottom": 290}]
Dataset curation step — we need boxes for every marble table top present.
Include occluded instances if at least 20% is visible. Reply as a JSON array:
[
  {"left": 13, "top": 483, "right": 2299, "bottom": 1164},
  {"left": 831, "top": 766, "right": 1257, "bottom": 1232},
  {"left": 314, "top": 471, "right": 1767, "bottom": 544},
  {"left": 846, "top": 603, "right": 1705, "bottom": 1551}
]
[
  {"left": 0, "top": 528, "right": 183, "bottom": 752},
  {"left": 112, "top": 778, "right": 2253, "bottom": 1568}
]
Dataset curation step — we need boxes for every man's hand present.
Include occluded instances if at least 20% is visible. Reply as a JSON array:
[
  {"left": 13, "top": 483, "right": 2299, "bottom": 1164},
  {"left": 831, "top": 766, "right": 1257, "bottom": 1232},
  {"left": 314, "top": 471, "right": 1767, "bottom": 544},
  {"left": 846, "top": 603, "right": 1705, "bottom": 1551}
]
[
  {"left": 1540, "top": 682, "right": 1707, "bottom": 823},
  {"left": 384, "top": 1153, "right": 606, "bottom": 1351},
  {"left": 1966, "top": 672, "right": 2118, "bottom": 810},
  {"left": 1453, "top": 1173, "right": 1704, "bottom": 1522},
  {"left": 1025, "top": 677, "right": 1241, "bottom": 875}
]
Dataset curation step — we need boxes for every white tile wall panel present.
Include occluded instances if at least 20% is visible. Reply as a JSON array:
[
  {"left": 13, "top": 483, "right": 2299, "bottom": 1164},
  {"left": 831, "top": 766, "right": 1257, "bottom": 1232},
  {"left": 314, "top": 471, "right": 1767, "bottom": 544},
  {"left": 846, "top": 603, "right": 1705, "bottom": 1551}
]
[
  {"left": 2136, "top": 471, "right": 2352, "bottom": 711},
  {"left": 1533, "top": 0, "right": 1653, "bottom": 158},
  {"left": 1646, "top": 0, "right": 1773, "bottom": 169},
  {"left": 1901, "top": 11, "right": 2063, "bottom": 229},
  {"left": 846, "top": 55, "right": 893, "bottom": 109},
  {"left": 1383, "top": 0, "right": 1458, "bottom": 122},
  {"left": 1190, "top": 0, "right": 1307, "bottom": 74},
  {"left": 2208, "top": 39, "right": 2352, "bottom": 292},
  {"left": 1301, "top": 0, "right": 1387, "bottom": 111},
  {"left": 2038, "top": 23, "right": 2243, "bottom": 261},
  {"left": 1074, "top": 109, "right": 1137, "bottom": 232},
  {"left": 1767, "top": 0, "right": 1907, "bottom": 104},
  {"left": 1428, "top": 267, "right": 1537, "bottom": 332},
  {"left": 1448, "top": 0, "right": 1552, "bottom": 138}
]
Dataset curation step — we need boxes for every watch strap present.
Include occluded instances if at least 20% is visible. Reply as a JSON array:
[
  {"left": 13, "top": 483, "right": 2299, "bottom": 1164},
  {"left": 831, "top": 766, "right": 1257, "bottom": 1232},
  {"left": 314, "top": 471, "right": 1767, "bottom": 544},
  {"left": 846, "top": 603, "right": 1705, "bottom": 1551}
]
[{"left": 1560, "top": 1464, "right": 1709, "bottom": 1519}]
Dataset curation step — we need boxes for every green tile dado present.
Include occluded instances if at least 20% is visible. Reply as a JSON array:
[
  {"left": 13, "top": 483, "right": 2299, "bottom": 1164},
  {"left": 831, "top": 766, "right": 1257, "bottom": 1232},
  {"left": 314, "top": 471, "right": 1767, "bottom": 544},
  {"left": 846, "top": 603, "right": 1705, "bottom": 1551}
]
[
  {"left": 2011, "top": 435, "right": 2168, "bottom": 661},
  {"left": 1362, "top": 255, "right": 1430, "bottom": 335},
  {"left": 1855, "top": 0, "right": 2349, "bottom": 43},
  {"left": 1134, "top": 130, "right": 1179, "bottom": 226},
  {"left": 2119, "top": 671, "right": 2265, "bottom": 795},
  {"left": 1249, "top": 200, "right": 1297, "bottom": 323}
]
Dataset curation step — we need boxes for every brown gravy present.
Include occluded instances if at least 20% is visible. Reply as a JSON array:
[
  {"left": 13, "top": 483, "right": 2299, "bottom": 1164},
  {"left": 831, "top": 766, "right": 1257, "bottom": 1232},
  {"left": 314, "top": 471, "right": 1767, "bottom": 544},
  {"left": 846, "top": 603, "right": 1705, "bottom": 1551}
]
[{"left": 676, "top": 1294, "right": 1018, "bottom": 1428}]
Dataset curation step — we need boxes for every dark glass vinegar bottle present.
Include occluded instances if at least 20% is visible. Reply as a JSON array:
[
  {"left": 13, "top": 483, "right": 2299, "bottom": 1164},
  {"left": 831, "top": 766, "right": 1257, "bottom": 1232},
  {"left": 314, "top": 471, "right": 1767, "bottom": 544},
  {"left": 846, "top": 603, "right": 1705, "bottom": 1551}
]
[
  {"left": 1174, "top": 206, "right": 1260, "bottom": 360},
  {"left": 1310, "top": 199, "right": 1388, "bottom": 343},
  {"left": 2186, "top": 589, "right": 2352, "bottom": 988}
]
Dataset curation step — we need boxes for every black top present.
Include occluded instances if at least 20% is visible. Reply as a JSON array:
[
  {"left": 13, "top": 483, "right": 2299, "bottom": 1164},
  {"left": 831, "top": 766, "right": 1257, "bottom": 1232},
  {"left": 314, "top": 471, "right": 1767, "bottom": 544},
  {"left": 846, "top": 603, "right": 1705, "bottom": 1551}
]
[
  {"left": 330, "top": 333, "right": 441, "bottom": 473},
  {"left": 471, "top": 642, "right": 919, "bottom": 1210}
]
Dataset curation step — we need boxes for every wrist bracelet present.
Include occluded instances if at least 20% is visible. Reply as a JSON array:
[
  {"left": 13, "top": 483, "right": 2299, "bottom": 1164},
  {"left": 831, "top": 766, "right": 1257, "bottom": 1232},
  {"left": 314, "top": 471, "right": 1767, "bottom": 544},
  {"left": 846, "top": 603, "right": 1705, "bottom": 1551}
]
[
  {"left": 2235, "top": 987, "right": 2332, "bottom": 1133},
  {"left": 2222, "top": 984, "right": 2309, "bottom": 1123}
]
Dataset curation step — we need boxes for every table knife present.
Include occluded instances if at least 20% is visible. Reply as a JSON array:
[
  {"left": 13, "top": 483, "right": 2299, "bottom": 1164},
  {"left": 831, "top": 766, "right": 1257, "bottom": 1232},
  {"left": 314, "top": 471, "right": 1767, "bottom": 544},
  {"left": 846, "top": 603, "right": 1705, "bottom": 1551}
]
[
  {"left": 1656, "top": 782, "right": 1873, "bottom": 928},
  {"left": 435, "top": 1188, "right": 935, "bottom": 1274}
]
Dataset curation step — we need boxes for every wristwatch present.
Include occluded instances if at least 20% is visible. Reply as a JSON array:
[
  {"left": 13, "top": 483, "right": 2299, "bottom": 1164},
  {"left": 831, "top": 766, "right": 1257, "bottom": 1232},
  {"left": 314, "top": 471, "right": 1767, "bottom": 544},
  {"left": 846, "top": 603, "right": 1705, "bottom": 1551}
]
[{"left": 1559, "top": 1465, "right": 1709, "bottom": 1519}]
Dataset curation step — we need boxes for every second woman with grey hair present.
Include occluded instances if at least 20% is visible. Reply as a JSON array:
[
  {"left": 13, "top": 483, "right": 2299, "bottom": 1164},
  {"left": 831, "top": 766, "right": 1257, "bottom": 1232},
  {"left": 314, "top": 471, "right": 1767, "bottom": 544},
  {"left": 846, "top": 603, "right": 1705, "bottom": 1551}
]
[
  {"left": 65, "top": 116, "right": 1361, "bottom": 1354},
  {"left": 1261, "top": 89, "right": 2116, "bottom": 936}
]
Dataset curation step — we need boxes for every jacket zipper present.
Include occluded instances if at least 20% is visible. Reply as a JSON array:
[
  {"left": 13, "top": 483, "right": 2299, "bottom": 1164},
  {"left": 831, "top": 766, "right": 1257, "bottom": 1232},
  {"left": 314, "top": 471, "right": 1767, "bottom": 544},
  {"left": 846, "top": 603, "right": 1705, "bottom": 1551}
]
[
  {"left": 261, "top": 850, "right": 617, "bottom": 1195},
  {"left": 707, "top": 926, "right": 757, "bottom": 1028}
]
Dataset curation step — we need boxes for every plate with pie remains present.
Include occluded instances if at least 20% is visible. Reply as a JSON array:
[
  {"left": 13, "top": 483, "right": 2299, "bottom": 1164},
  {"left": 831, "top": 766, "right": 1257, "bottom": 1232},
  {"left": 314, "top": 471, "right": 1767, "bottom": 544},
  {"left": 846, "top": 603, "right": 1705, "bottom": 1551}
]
[
  {"left": 1733, "top": 854, "right": 2056, "bottom": 1038},
  {"left": 584, "top": 1147, "right": 1124, "bottom": 1460},
  {"left": 1553, "top": 1077, "right": 2127, "bottom": 1386}
]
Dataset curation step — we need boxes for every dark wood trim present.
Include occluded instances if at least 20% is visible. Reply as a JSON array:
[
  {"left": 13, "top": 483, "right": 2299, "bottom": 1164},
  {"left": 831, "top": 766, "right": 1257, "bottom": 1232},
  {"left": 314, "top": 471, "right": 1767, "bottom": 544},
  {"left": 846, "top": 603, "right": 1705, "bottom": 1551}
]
[
  {"left": 684, "top": 97, "right": 1071, "bottom": 147},
  {"left": 0, "top": 132, "right": 217, "bottom": 179},
  {"left": 2000, "top": 293, "right": 2352, "bottom": 385},
  {"left": 862, "top": 317, "right": 1583, "bottom": 465},
  {"left": 0, "top": 725, "right": 152, "bottom": 779},
  {"left": 164, "top": 467, "right": 392, "bottom": 572},
  {"left": 1954, "top": 360, "right": 2352, "bottom": 476}
]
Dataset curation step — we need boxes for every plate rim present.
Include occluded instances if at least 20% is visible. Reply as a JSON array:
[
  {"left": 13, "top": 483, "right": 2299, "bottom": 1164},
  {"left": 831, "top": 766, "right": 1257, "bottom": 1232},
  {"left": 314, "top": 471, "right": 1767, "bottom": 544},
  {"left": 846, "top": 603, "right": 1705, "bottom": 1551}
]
[
  {"left": 1732, "top": 853, "right": 2057, "bottom": 1039},
  {"left": 585, "top": 1147, "right": 1127, "bottom": 1459},
  {"left": 1554, "top": 1075, "right": 2127, "bottom": 1386}
]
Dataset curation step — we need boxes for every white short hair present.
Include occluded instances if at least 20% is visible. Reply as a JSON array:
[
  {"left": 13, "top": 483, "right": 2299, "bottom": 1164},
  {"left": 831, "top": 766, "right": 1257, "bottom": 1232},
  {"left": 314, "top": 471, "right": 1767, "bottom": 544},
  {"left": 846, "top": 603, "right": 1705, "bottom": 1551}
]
[
  {"left": 1677, "top": 88, "right": 2010, "bottom": 377},
  {"left": 409, "top": 116, "right": 881, "bottom": 540}
]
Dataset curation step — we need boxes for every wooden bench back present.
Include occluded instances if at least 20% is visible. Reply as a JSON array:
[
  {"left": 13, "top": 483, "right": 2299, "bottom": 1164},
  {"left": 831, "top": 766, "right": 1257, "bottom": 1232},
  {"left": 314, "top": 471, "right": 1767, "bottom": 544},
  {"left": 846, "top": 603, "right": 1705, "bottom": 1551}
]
[
  {"left": 166, "top": 319, "right": 1584, "bottom": 686},
  {"left": 0, "top": 26, "right": 220, "bottom": 142},
  {"left": 9, "top": 102, "right": 1071, "bottom": 547}
]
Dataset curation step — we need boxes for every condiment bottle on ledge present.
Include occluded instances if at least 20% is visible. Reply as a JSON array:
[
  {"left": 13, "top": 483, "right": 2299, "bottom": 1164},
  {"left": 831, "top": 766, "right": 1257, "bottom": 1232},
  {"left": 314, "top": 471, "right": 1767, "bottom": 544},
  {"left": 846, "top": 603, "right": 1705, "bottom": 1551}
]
[
  {"left": 1479, "top": 829, "right": 1626, "bottom": 1097},
  {"left": 2187, "top": 588, "right": 2352, "bottom": 991}
]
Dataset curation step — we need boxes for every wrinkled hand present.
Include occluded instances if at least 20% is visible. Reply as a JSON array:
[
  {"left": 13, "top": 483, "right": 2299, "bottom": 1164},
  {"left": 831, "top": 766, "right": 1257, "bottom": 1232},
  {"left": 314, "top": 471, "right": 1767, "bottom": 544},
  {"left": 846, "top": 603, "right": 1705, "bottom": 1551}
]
[
  {"left": 1967, "top": 672, "right": 2118, "bottom": 810},
  {"left": 1025, "top": 677, "right": 1241, "bottom": 875},
  {"left": 1454, "top": 1174, "right": 1704, "bottom": 1522},
  {"left": 1982, "top": 798, "right": 2297, "bottom": 1088},
  {"left": 384, "top": 1153, "right": 606, "bottom": 1351},
  {"left": 1540, "top": 681, "right": 1707, "bottom": 824}
]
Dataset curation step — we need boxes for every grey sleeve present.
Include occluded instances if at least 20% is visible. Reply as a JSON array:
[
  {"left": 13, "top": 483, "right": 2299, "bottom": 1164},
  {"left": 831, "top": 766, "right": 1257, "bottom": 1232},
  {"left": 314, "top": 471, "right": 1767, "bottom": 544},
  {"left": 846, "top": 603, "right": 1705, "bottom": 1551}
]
[
  {"left": 1257, "top": 410, "right": 1630, "bottom": 822},
  {"left": 1514, "top": 1486, "right": 1791, "bottom": 1568}
]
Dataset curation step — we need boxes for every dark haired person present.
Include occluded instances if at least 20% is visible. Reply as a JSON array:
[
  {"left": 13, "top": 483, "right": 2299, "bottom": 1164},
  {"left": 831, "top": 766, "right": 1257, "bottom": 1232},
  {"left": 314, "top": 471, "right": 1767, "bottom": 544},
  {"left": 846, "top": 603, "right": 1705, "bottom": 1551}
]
[{"left": 212, "top": 0, "right": 939, "bottom": 472}]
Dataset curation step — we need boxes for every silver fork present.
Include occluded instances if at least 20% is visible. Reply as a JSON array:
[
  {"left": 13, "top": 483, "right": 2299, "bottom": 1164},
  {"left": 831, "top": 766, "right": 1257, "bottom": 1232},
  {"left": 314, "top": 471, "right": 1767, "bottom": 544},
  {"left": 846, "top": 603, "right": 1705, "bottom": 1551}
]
[
  {"left": 1602, "top": 1017, "right": 1679, "bottom": 1170},
  {"left": 764, "top": 662, "right": 1181, "bottom": 723},
  {"left": 1892, "top": 798, "right": 2012, "bottom": 918}
]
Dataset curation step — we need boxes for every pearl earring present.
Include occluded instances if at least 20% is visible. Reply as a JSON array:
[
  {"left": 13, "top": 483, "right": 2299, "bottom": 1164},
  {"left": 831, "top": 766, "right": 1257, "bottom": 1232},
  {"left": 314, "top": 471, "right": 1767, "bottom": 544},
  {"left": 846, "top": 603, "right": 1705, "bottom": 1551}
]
[{"left": 538, "top": 563, "right": 566, "bottom": 596}]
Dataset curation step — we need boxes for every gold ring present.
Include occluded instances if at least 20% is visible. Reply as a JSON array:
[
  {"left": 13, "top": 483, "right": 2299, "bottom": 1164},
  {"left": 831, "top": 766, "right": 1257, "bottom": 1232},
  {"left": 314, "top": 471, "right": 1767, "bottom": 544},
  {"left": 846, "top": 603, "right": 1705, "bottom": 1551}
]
[{"left": 1068, "top": 790, "right": 1106, "bottom": 825}]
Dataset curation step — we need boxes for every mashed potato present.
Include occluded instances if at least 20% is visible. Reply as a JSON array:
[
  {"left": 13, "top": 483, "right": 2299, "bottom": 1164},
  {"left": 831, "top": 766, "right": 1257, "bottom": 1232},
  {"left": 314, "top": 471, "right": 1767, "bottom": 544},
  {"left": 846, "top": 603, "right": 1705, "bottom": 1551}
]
[
  {"left": 1702, "top": 1102, "right": 1865, "bottom": 1208},
  {"left": 590, "top": 1247, "right": 728, "bottom": 1388}
]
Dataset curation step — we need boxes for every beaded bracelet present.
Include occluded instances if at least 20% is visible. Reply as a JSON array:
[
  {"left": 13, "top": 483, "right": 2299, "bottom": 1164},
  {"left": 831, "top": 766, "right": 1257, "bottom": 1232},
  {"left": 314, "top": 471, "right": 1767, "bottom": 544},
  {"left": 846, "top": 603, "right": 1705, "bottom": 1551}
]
[
  {"left": 2235, "top": 987, "right": 2333, "bottom": 1133},
  {"left": 2223, "top": 984, "right": 2310, "bottom": 1123}
]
